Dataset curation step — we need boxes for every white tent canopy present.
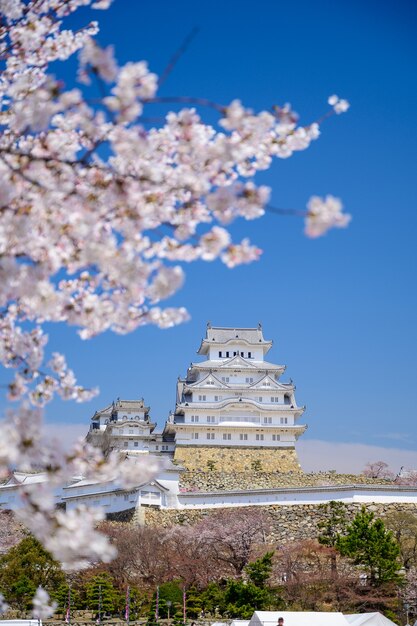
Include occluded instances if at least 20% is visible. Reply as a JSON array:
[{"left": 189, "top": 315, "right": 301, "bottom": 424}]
[
  {"left": 247, "top": 610, "right": 397, "bottom": 626},
  {"left": 249, "top": 610, "right": 348, "bottom": 626},
  {"left": 345, "top": 613, "right": 397, "bottom": 625}
]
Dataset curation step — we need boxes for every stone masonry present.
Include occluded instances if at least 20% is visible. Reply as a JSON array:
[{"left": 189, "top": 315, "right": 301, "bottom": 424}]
[
  {"left": 178, "top": 469, "right": 394, "bottom": 492},
  {"left": 143, "top": 502, "right": 417, "bottom": 543},
  {"left": 173, "top": 445, "right": 302, "bottom": 473}
]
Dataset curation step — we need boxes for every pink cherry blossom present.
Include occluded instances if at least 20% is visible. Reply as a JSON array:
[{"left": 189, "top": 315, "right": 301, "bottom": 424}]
[
  {"left": 0, "top": 0, "right": 350, "bottom": 576},
  {"left": 305, "top": 195, "right": 352, "bottom": 238},
  {"left": 32, "top": 588, "right": 57, "bottom": 621}
]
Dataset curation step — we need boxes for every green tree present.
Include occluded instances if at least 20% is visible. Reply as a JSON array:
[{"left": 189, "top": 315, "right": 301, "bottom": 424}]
[
  {"left": 148, "top": 581, "right": 184, "bottom": 624},
  {"left": 86, "top": 574, "right": 121, "bottom": 616},
  {"left": 223, "top": 580, "right": 271, "bottom": 618},
  {"left": 245, "top": 552, "right": 274, "bottom": 588},
  {"left": 385, "top": 511, "right": 417, "bottom": 570},
  {"left": 317, "top": 501, "right": 348, "bottom": 547},
  {"left": 336, "top": 507, "right": 402, "bottom": 585},
  {"left": 52, "top": 583, "right": 82, "bottom": 613},
  {"left": 317, "top": 501, "right": 349, "bottom": 576},
  {"left": 198, "top": 581, "right": 226, "bottom": 617},
  {"left": 183, "top": 586, "right": 203, "bottom": 620},
  {"left": 0, "top": 535, "right": 65, "bottom": 611},
  {"left": 128, "top": 587, "right": 150, "bottom": 620}
]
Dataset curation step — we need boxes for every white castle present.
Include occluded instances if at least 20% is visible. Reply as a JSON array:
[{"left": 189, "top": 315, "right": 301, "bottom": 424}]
[{"left": 86, "top": 324, "right": 307, "bottom": 465}]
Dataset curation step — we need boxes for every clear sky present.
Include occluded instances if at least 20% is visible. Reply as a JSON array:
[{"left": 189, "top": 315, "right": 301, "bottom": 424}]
[{"left": 31, "top": 0, "right": 417, "bottom": 472}]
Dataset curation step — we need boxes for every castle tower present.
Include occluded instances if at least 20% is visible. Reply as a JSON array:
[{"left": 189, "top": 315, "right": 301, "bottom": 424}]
[
  {"left": 170, "top": 324, "right": 307, "bottom": 473},
  {"left": 86, "top": 398, "right": 175, "bottom": 456}
]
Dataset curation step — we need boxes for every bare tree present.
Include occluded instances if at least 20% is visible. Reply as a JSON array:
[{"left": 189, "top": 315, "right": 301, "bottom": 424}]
[{"left": 197, "top": 508, "right": 270, "bottom": 576}]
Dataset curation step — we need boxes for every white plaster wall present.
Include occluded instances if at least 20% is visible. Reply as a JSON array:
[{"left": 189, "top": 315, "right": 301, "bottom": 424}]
[
  {"left": 177, "top": 487, "right": 417, "bottom": 510},
  {"left": 207, "top": 345, "right": 263, "bottom": 360}
]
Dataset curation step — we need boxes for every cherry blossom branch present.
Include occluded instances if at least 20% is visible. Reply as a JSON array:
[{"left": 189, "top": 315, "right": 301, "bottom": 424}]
[
  {"left": 143, "top": 95, "right": 225, "bottom": 112},
  {"left": 0, "top": 0, "right": 351, "bottom": 575},
  {"left": 266, "top": 204, "right": 307, "bottom": 218},
  {"left": 158, "top": 26, "right": 199, "bottom": 87}
]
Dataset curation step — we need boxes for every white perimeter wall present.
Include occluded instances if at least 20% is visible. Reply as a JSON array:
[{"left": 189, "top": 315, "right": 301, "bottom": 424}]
[{"left": 177, "top": 486, "right": 417, "bottom": 509}]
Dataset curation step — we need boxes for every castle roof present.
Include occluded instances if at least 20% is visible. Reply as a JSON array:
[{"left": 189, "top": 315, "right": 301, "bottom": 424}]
[
  {"left": 188, "top": 356, "right": 284, "bottom": 372},
  {"left": 91, "top": 398, "right": 150, "bottom": 421},
  {"left": 114, "top": 398, "right": 149, "bottom": 412},
  {"left": 197, "top": 324, "right": 272, "bottom": 354}
]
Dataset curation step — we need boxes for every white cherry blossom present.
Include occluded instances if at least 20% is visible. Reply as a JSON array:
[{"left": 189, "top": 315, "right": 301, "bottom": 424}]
[
  {"left": 0, "top": 0, "right": 350, "bottom": 575},
  {"left": 0, "top": 593, "right": 9, "bottom": 616},
  {"left": 32, "top": 588, "right": 57, "bottom": 621},
  {"left": 328, "top": 94, "right": 350, "bottom": 114},
  {"left": 305, "top": 195, "right": 352, "bottom": 238}
]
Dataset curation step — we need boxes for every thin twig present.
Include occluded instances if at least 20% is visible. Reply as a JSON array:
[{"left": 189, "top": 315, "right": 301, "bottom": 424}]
[
  {"left": 266, "top": 204, "right": 307, "bottom": 218},
  {"left": 144, "top": 95, "right": 225, "bottom": 113},
  {"left": 159, "top": 26, "right": 199, "bottom": 88}
]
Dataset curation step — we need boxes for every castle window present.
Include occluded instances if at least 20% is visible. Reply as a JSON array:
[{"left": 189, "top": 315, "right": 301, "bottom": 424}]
[
  {"left": 240, "top": 433, "right": 248, "bottom": 441},
  {"left": 134, "top": 441, "right": 138, "bottom": 447},
  {"left": 192, "top": 432, "right": 199, "bottom": 440},
  {"left": 206, "top": 415, "right": 215, "bottom": 423},
  {"left": 264, "top": 417, "right": 272, "bottom": 424},
  {"left": 198, "top": 395, "right": 206, "bottom": 401},
  {"left": 206, "top": 432, "right": 215, "bottom": 440},
  {"left": 233, "top": 352, "right": 237, "bottom": 356},
  {"left": 248, "top": 352, "right": 252, "bottom": 358},
  {"left": 258, "top": 396, "right": 263, "bottom": 402},
  {"left": 219, "top": 351, "right": 222, "bottom": 357},
  {"left": 256, "top": 434, "right": 264, "bottom": 441},
  {"left": 155, "top": 445, "right": 159, "bottom": 450},
  {"left": 221, "top": 377, "right": 229, "bottom": 383},
  {"left": 223, "top": 433, "right": 232, "bottom": 440},
  {"left": 280, "top": 417, "right": 288, "bottom": 424},
  {"left": 272, "top": 434, "right": 281, "bottom": 441},
  {"left": 245, "top": 377, "right": 254, "bottom": 383},
  {"left": 191, "top": 415, "right": 199, "bottom": 422},
  {"left": 123, "top": 441, "right": 128, "bottom": 447},
  {"left": 226, "top": 351, "right": 230, "bottom": 357},
  {"left": 241, "top": 352, "right": 244, "bottom": 357}
]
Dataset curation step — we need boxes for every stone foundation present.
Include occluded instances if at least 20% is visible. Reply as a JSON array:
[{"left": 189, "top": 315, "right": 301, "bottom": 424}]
[
  {"left": 144, "top": 502, "right": 417, "bottom": 542},
  {"left": 179, "top": 470, "right": 392, "bottom": 492},
  {"left": 174, "top": 445, "right": 302, "bottom": 473}
]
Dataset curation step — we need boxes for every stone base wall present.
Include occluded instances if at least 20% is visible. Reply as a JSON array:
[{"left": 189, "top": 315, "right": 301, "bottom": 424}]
[
  {"left": 179, "top": 470, "right": 393, "bottom": 492},
  {"left": 174, "top": 445, "right": 302, "bottom": 473},
  {"left": 144, "top": 502, "right": 417, "bottom": 542}
]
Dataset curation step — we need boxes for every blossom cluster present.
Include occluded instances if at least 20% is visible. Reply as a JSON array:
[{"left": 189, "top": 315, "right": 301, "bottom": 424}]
[
  {"left": 0, "top": 404, "right": 161, "bottom": 568},
  {"left": 0, "top": 0, "right": 350, "bottom": 574},
  {"left": 32, "top": 587, "right": 57, "bottom": 621}
]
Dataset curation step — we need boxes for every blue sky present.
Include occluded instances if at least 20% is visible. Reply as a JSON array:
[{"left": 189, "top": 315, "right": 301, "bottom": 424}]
[{"left": 21, "top": 1, "right": 417, "bottom": 471}]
